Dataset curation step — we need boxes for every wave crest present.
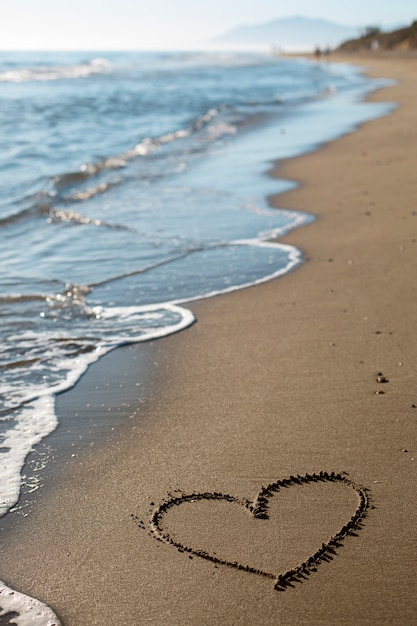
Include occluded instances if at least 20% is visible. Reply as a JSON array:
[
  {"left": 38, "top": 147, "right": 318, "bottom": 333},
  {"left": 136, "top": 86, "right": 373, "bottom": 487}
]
[{"left": 0, "top": 57, "right": 111, "bottom": 83}]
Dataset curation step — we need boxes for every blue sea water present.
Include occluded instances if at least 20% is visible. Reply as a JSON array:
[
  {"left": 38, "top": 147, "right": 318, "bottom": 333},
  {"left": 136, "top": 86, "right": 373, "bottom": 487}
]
[{"left": 0, "top": 50, "right": 393, "bottom": 525}]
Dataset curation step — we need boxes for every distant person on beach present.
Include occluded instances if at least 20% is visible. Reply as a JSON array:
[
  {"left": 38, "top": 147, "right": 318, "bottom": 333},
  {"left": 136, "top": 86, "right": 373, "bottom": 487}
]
[{"left": 314, "top": 46, "right": 322, "bottom": 60}]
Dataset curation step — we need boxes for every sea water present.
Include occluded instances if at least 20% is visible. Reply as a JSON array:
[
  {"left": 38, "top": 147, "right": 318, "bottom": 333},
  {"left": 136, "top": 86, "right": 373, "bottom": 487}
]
[{"left": 0, "top": 50, "right": 393, "bottom": 621}]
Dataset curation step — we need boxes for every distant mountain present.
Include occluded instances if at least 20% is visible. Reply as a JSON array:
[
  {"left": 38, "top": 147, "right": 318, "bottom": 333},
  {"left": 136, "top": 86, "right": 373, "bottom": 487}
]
[
  {"left": 211, "top": 16, "right": 359, "bottom": 51},
  {"left": 338, "top": 20, "right": 417, "bottom": 51}
]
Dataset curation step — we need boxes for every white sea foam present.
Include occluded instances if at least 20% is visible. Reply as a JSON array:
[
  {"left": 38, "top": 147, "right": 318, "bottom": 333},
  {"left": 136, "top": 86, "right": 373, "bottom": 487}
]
[
  {"left": 68, "top": 108, "right": 216, "bottom": 190},
  {"left": 0, "top": 397, "right": 56, "bottom": 517},
  {"left": 0, "top": 303, "right": 194, "bottom": 519},
  {"left": 0, "top": 301, "right": 194, "bottom": 621},
  {"left": 0, "top": 581, "right": 61, "bottom": 625},
  {"left": 172, "top": 240, "right": 303, "bottom": 306},
  {"left": 0, "top": 58, "right": 111, "bottom": 83},
  {"left": 206, "top": 121, "right": 237, "bottom": 140}
]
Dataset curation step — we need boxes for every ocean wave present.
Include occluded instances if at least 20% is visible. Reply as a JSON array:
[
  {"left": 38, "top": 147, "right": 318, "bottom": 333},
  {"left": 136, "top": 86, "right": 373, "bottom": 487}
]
[
  {"left": 0, "top": 57, "right": 111, "bottom": 83},
  {"left": 46, "top": 207, "right": 132, "bottom": 231},
  {"left": 0, "top": 293, "right": 47, "bottom": 305},
  {"left": 171, "top": 51, "right": 272, "bottom": 69},
  {"left": 0, "top": 300, "right": 194, "bottom": 505},
  {"left": 0, "top": 197, "right": 131, "bottom": 232},
  {"left": 0, "top": 207, "right": 35, "bottom": 228},
  {"left": 205, "top": 120, "right": 237, "bottom": 140},
  {"left": 50, "top": 106, "right": 231, "bottom": 200}
]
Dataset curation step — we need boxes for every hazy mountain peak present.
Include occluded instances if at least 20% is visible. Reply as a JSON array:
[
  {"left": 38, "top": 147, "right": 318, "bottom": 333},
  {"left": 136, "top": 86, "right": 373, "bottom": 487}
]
[{"left": 211, "top": 15, "right": 359, "bottom": 50}]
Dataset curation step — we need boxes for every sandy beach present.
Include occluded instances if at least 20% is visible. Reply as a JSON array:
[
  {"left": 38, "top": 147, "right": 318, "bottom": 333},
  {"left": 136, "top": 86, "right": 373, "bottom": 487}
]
[{"left": 1, "top": 52, "right": 417, "bottom": 624}]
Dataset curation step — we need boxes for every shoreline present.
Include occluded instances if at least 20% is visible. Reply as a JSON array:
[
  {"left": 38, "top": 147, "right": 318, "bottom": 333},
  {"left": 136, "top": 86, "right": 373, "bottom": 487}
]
[{"left": 1, "top": 53, "right": 417, "bottom": 624}]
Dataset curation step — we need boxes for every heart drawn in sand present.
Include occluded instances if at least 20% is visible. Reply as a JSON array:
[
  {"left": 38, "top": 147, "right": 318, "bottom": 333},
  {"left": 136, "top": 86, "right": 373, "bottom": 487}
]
[{"left": 133, "top": 472, "right": 370, "bottom": 591}]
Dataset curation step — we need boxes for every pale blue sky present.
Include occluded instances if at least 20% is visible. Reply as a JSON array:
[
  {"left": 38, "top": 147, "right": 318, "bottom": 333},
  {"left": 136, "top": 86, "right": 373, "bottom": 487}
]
[{"left": 1, "top": 0, "right": 415, "bottom": 50}]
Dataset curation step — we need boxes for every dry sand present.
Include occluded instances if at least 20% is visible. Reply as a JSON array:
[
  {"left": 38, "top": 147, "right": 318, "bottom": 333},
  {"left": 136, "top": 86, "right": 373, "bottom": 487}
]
[{"left": 1, "top": 53, "right": 417, "bottom": 625}]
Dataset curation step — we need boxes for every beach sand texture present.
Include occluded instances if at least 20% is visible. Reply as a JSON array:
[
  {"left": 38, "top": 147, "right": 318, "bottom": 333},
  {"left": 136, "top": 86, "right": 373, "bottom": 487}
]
[{"left": 1, "top": 53, "right": 417, "bottom": 625}]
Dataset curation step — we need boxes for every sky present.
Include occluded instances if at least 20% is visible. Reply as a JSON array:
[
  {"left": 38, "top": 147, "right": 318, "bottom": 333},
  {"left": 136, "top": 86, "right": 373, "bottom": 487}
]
[{"left": 0, "top": 0, "right": 416, "bottom": 50}]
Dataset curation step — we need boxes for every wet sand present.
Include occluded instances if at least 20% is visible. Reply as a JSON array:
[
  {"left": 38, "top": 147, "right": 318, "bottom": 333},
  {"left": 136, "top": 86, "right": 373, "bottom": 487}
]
[{"left": 1, "top": 53, "right": 417, "bottom": 624}]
